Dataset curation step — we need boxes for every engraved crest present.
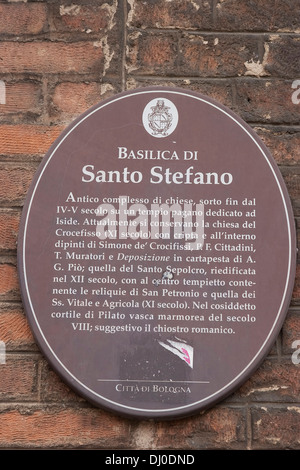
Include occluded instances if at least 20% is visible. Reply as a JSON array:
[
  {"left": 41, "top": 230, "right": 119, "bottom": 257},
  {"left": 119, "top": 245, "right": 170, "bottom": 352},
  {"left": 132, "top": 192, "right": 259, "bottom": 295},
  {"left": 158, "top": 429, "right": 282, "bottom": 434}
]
[
  {"left": 142, "top": 97, "right": 178, "bottom": 138},
  {"left": 148, "top": 99, "right": 173, "bottom": 136}
]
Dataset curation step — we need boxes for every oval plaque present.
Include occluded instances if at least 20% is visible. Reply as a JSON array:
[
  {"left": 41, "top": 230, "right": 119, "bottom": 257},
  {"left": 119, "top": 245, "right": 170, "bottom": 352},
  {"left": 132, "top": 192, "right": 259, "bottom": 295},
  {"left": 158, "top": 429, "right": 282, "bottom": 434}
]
[{"left": 18, "top": 87, "right": 296, "bottom": 419}]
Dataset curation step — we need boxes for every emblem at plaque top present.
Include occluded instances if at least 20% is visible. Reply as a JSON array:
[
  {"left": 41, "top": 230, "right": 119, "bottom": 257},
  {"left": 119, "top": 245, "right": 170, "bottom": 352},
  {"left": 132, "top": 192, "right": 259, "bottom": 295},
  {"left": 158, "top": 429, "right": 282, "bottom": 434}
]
[{"left": 142, "top": 97, "right": 179, "bottom": 138}]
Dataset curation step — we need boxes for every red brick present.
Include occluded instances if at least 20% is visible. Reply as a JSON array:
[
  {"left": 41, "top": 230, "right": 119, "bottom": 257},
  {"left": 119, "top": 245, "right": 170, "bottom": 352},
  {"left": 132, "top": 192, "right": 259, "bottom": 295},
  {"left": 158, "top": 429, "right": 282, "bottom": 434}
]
[
  {"left": 40, "top": 360, "right": 84, "bottom": 403},
  {"left": 178, "top": 34, "right": 259, "bottom": 77},
  {"left": 0, "top": 356, "right": 38, "bottom": 400},
  {"left": 235, "top": 80, "right": 300, "bottom": 125},
  {"left": 0, "top": 211, "right": 20, "bottom": 251},
  {"left": 238, "top": 359, "right": 300, "bottom": 403},
  {"left": 51, "top": 82, "right": 101, "bottom": 120},
  {"left": 0, "top": 3, "right": 48, "bottom": 36},
  {"left": 0, "top": 82, "right": 42, "bottom": 116},
  {"left": 0, "top": 407, "right": 129, "bottom": 448},
  {"left": 280, "top": 166, "right": 300, "bottom": 216},
  {"left": 180, "top": 80, "right": 234, "bottom": 108},
  {"left": 252, "top": 406, "right": 300, "bottom": 449},
  {"left": 127, "top": 78, "right": 234, "bottom": 108},
  {"left": 139, "top": 407, "right": 246, "bottom": 449},
  {"left": 127, "top": 32, "right": 178, "bottom": 75},
  {"left": 0, "top": 42, "right": 103, "bottom": 75},
  {"left": 282, "top": 310, "right": 300, "bottom": 354},
  {"left": 53, "top": 3, "right": 111, "bottom": 33},
  {"left": 214, "top": 0, "right": 299, "bottom": 32},
  {"left": 292, "top": 265, "right": 300, "bottom": 303},
  {"left": 0, "top": 164, "right": 36, "bottom": 205},
  {"left": 0, "top": 264, "right": 19, "bottom": 300},
  {"left": 0, "top": 125, "right": 64, "bottom": 156},
  {"left": 265, "top": 36, "right": 300, "bottom": 78},
  {"left": 255, "top": 127, "right": 300, "bottom": 166},
  {"left": 0, "top": 309, "right": 34, "bottom": 348},
  {"left": 128, "top": 0, "right": 213, "bottom": 30}
]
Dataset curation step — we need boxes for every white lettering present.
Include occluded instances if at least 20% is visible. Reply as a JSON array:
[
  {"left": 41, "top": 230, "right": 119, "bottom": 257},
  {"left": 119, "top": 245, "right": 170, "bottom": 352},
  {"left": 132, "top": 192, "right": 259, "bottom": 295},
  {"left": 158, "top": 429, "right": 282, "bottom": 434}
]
[
  {"left": 292, "top": 80, "right": 300, "bottom": 104},
  {"left": 150, "top": 166, "right": 233, "bottom": 185},
  {"left": 82, "top": 165, "right": 143, "bottom": 184},
  {"left": 291, "top": 340, "right": 300, "bottom": 365}
]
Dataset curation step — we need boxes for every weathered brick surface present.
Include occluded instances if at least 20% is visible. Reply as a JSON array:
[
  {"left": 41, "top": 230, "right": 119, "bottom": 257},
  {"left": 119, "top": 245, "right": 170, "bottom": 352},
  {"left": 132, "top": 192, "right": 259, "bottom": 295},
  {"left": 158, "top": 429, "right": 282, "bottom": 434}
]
[
  {"left": 129, "top": 406, "right": 247, "bottom": 450},
  {"left": 0, "top": 307, "right": 34, "bottom": 349},
  {"left": 280, "top": 166, "right": 300, "bottom": 216},
  {"left": 0, "top": 356, "right": 38, "bottom": 401},
  {"left": 51, "top": 81, "right": 102, "bottom": 121},
  {"left": 127, "top": 0, "right": 213, "bottom": 30},
  {"left": 127, "top": 32, "right": 264, "bottom": 78},
  {"left": 179, "top": 34, "right": 260, "bottom": 77},
  {"left": 0, "top": 264, "right": 19, "bottom": 300},
  {"left": 0, "top": 0, "right": 298, "bottom": 451},
  {"left": 255, "top": 127, "right": 300, "bottom": 165},
  {"left": 214, "top": 0, "right": 300, "bottom": 32},
  {"left": 292, "top": 265, "right": 300, "bottom": 304},
  {"left": 252, "top": 406, "right": 300, "bottom": 449},
  {"left": 127, "top": 31, "right": 178, "bottom": 75},
  {"left": 126, "top": 77, "right": 235, "bottom": 110},
  {"left": 0, "top": 42, "right": 104, "bottom": 75},
  {"left": 0, "top": 125, "right": 63, "bottom": 157},
  {"left": 40, "top": 360, "right": 84, "bottom": 403},
  {"left": 0, "top": 406, "right": 130, "bottom": 449},
  {"left": 0, "top": 165, "right": 37, "bottom": 204},
  {"left": 52, "top": 3, "right": 112, "bottom": 33},
  {"left": 265, "top": 36, "right": 300, "bottom": 78},
  {"left": 235, "top": 79, "right": 300, "bottom": 124},
  {"left": 0, "top": 81, "right": 43, "bottom": 117},
  {"left": 282, "top": 310, "right": 300, "bottom": 354},
  {"left": 237, "top": 359, "right": 300, "bottom": 403},
  {"left": 0, "top": 211, "right": 20, "bottom": 251},
  {"left": 0, "top": 3, "right": 48, "bottom": 36}
]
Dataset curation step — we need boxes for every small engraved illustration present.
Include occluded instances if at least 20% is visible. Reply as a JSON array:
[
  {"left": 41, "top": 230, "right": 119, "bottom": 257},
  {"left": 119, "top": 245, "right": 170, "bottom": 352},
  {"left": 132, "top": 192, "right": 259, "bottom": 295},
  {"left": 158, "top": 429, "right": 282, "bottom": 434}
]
[
  {"left": 148, "top": 100, "right": 173, "bottom": 136},
  {"left": 142, "top": 97, "right": 178, "bottom": 138}
]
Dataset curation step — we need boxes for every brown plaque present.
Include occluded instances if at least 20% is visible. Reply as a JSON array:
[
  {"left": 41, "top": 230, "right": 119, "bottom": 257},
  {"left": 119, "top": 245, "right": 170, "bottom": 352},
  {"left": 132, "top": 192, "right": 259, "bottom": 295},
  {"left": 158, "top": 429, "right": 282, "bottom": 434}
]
[{"left": 18, "top": 87, "right": 296, "bottom": 419}]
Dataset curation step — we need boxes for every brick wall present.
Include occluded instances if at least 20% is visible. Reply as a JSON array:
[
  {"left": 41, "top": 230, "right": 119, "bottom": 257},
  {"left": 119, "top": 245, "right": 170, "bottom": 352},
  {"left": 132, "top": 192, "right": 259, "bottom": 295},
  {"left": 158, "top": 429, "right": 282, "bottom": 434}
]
[{"left": 0, "top": 0, "right": 299, "bottom": 450}]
